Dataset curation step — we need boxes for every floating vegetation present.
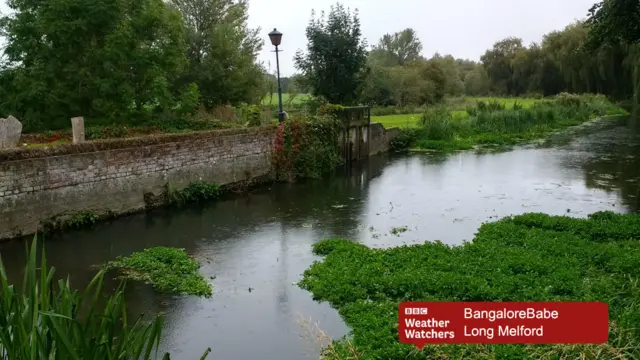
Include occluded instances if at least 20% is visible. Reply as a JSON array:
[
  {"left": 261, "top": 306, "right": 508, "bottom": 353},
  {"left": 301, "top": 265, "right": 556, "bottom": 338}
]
[
  {"left": 299, "top": 211, "right": 640, "bottom": 359},
  {"left": 390, "top": 226, "right": 408, "bottom": 236},
  {"left": 105, "top": 247, "right": 213, "bottom": 298}
]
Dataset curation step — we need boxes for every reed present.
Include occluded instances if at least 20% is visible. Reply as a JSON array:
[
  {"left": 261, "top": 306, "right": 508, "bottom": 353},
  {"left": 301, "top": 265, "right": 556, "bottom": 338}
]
[{"left": 0, "top": 236, "right": 211, "bottom": 359}]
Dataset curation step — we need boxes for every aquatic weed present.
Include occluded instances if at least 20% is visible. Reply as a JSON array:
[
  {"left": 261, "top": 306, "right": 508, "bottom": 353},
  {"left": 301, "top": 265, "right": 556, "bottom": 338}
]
[
  {"left": 105, "top": 247, "right": 213, "bottom": 298},
  {"left": 299, "top": 211, "right": 640, "bottom": 359},
  {"left": 167, "top": 182, "right": 221, "bottom": 206}
]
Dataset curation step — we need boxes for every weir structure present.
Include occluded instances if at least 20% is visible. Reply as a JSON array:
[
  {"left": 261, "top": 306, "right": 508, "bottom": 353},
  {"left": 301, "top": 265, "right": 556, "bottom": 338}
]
[{"left": 336, "top": 106, "right": 371, "bottom": 164}]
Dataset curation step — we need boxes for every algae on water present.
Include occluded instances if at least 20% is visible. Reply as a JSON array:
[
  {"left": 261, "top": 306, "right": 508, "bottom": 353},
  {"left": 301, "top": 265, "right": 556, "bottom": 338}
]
[{"left": 105, "top": 247, "right": 213, "bottom": 298}]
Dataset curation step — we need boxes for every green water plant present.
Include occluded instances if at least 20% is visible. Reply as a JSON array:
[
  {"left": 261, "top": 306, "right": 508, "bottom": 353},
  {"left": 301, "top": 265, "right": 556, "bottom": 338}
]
[
  {"left": 392, "top": 94, "right": 628, "bottom": 152},
  {"left": 0, "top": 236, "right": 211, "bottom": 359},
  {"left": 105, "top": 247, "right": 213, "bottom": 298},
  {"left": 166, "top": 181, "right": 221, "bottom": 206},
  {"left": 299, "top": 211, "right": 640, "bottom": 359}
]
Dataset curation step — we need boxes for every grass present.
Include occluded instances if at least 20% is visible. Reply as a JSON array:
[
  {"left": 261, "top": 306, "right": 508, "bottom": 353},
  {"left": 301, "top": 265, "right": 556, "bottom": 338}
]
[
  {"left": 0, "top": 236, "right": 211, "bottom": 359},
  {"left": 371, "top": 113, "right": 422, "bottom": 128},
  {"left": 464, "top": 97, "right": 538, "bottom": 109},
  {"left": 372, "top": 97, "right": 539, "bottom": 129},
  {"left": 299, "top": 211, "right": 640, "bottom": 359},
  {"left": 104, "top": 247, "right": 213, "bottom": 298},
  {"left": 373, "top": 111, "right": 470, "bottom": 129},
  {"left": 389, "top": 93, "right": 628, "bottom": 152},
  {"left": 261, "top": 93, "right": 312, "bottom": 105}
]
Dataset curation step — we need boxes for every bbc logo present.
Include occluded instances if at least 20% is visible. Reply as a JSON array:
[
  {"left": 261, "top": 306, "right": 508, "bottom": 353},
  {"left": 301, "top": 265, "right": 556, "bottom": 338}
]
[{"left": 405, "top": 307, "right": 428, "bottom": 315}]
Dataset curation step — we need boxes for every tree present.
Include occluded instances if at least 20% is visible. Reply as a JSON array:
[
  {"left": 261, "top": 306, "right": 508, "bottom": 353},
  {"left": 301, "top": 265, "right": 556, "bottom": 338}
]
[
  {"left": 370, "top": 28, "right": 423, "bottom": 66},
  {"left": 586, "top": 0, "right": 640, "bottom": 125},
  {"left": 0, "top": 0, "right": 187, "bottom": 130},
  {"left": 294, "top": 3, "right": 368, "bottom": 105},
  {"left": 585, "top": 0, "right": 640, "bottom": 48},
  {"left": 170, "top": 0, "right": 265, "bottom": 108},
  {"left": 481, "top": 37, "right": 525, "bottom": 94},
  {"left": 464, "top": 67, "right": 491, "bottom": 96}
]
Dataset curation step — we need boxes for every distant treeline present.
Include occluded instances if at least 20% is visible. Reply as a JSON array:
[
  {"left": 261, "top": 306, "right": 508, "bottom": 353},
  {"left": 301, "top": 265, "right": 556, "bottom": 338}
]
[{"left": 1, "top": 0, "right": 637, "bottom": 132}]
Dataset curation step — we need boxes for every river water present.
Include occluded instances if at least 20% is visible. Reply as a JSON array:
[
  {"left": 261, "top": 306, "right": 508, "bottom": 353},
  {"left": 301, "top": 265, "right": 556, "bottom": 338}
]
[{"left": 0, "top": 119, "right": 639, "bottom": 359}]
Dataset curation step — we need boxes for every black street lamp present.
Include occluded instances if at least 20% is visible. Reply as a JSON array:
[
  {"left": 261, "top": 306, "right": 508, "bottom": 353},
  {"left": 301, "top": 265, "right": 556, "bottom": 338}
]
[{"left": 269, "top": 28, "right": 285, "bottom": 123}]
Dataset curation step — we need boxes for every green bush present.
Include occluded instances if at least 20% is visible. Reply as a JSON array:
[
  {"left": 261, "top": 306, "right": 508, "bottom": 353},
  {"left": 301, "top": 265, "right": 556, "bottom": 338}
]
[
  {"left": 299, "top": 211, "right": 640, "bottom": 359},
  {"left": 273, "top": 113, "right": 343, "bottom": 181},
  {"left": 167, "top": 182, "right": 221, "bottom": 206},
  {"left": 419, "top": 106, "right": 459, "bottom": 140}
]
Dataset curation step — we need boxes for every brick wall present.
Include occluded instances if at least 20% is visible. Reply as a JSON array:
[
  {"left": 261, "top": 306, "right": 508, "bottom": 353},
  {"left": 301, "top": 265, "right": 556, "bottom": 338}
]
[
  {"left": 0, "top": 127, "right": 276, "bottom": 240},
  {"left": 0, "top": 123, "right": 396, "bottom": 241}
]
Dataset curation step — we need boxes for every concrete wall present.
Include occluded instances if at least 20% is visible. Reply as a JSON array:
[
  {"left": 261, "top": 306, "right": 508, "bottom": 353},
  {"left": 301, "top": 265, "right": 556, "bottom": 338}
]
[
  {"left": 369, "top": 123, "right": 400, "bottom": 155},
  {"left": 0, "top": 122, "right": 397, "bottom": 241},
  {"left": 0, "top": 127, "right": 276, "bottom": 240}
]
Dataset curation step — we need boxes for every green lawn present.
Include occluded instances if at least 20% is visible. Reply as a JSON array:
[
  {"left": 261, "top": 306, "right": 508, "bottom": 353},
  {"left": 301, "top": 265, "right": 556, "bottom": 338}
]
[
  {"left": 372, "top": 97, "right": 540, "bottom": 129},
  {"left": 372, "top": 110, "right": 470, "bottom": 129},
  {"left": 261, "top": 93, "right": 312, "bottom": 105},
  {"left": 371, "top": 113, "right": 422, "bottom": 128},
  {"left": 465, "top": 96, "right": 538, "bottom": 108}
]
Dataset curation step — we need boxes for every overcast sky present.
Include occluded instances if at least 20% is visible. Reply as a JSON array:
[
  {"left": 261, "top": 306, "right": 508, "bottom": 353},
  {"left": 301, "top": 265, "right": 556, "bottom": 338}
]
[{"left": 1, "top": 0, "right": 597, "bottom": 77}]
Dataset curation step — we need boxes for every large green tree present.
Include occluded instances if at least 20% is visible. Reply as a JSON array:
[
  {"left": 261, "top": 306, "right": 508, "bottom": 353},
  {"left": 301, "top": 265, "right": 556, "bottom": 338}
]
[
  {"left": 369, "top": 28, "right": 423, "bottom": 67},
  {"left": 170, "top": 0, "right": 265, "bottom": 108},
  {"left": 586, "top": 0, "right": 640, "bottom": 48},
  {"left": 586, "top": 0, "right": 640, "bottom": 123},
  {"left": 294, "top": 3, "right": 368, "bottom": 105},
  {"left": 481, "top": 37, "right": 525, "bottom": 95},
  {"left": 0, "top": 0, "right": 187, "bottom": 130}
]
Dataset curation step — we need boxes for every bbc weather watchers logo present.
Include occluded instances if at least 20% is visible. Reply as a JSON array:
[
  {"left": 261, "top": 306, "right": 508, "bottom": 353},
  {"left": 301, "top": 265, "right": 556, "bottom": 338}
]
[{"left": 405, "top": 307, "right": 428, "bottom": 315}]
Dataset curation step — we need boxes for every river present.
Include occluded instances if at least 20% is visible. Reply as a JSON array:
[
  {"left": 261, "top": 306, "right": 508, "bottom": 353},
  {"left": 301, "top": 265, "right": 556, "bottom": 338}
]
[{"left": 0, "top": 119, "right": 638, "bottom": 359}]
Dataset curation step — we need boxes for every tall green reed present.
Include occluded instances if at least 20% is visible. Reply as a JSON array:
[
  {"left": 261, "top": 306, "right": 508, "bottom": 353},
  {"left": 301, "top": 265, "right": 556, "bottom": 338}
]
[{"left": 0, "top": 236, "right": 211, "bottom": 360}]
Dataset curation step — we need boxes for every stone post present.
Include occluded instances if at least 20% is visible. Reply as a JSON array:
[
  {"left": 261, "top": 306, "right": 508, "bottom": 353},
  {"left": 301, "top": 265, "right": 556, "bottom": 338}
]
[
  {"left": 71, "top": 117, "right": 85, "bottom": 143},
  {"left": 0, "top": 115, "right": 23, "bottom": 150}
]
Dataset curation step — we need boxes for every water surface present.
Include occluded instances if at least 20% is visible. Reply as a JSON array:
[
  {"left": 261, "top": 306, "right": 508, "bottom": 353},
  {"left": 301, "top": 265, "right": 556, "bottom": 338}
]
[{"left": 1, "top": 120, "right": 638, "bottom": 360}]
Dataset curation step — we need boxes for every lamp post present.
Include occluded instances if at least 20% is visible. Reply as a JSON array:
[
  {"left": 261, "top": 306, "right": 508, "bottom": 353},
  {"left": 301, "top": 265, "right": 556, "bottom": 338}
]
[{"left": 269, "top": 28, "right": 285, "bottom": 123}]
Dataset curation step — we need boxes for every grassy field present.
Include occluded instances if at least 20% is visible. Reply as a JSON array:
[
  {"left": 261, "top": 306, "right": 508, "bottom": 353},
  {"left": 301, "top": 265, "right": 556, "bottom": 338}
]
[
  {"left": 371, "top": 114, "right": 422, "bottom": 128},
  {"left": 372, "top": 97, "right": 539, "bottom": 129},
  {"left": 388, "top": 94, "right": 627, "bottom": 152},
  {"left": 465, "top": 97, "right": 538, "bottom": 108},
  {"left": 299, "top": 211, "right": 640, "bottom": 359},
  {"left": 261, "top": 93, "right": 312, "bottom": 105}
]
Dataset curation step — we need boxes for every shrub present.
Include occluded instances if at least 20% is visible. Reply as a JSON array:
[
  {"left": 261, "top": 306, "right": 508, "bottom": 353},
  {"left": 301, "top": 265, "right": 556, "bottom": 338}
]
[
  {"left": 177, "top": 83, "right": 200, "bottom": 116},
  {"left": 390, "top": 128, "right": 422, "bottom": 151},
  {"left": 166, "top": 182, "right": 221, "bottom": 206},
  {"left": 420, "top": 106, "right": 455, "bottom": 140},
  {"left": 273, "top": 114, "right": 343, "bottom": 181}
]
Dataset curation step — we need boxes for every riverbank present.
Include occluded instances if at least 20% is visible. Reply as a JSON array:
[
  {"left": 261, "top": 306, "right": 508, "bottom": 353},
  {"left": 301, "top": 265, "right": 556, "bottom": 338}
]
[
  {"left": 389, "top": 94, "right": 629, "bottom": 152},
  {"left": 0, "top": 120, "right": 399, "bottom": 242},
  {"left": 300, "top": 211, "right": 640, "bottom": 359}
]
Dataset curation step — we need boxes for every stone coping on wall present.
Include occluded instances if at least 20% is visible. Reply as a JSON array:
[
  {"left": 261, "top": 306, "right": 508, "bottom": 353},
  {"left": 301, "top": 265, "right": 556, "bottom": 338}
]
[{"left": 0, "top": 125, "right": 278, "bottom": 162}]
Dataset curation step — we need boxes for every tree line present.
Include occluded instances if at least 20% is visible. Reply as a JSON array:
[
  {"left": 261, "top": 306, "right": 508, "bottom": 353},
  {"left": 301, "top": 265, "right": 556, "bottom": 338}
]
[
  {"left": 293, "top": 0, "right": 640, "bottom": 109},
  {"left": 1, "top": 0, "right": 637, "bottom": 132}
]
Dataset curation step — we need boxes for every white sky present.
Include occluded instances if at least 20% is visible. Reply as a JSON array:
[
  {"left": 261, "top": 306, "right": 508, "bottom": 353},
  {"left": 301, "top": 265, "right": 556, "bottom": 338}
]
[{"left": 1, "top": 0, "right": 597, "bottom": 77}]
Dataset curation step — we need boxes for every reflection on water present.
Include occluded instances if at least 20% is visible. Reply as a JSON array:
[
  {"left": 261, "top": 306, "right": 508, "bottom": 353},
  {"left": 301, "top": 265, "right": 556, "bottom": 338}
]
[{"left": 0, "top": 120, "right": 638, "bottom": 359}]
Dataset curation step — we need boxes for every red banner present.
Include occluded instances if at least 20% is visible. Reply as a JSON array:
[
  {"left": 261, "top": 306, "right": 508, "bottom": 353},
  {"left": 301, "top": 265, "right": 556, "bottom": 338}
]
[{"left": 399, "top": 302, "right": 608, "bottom": 347}]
